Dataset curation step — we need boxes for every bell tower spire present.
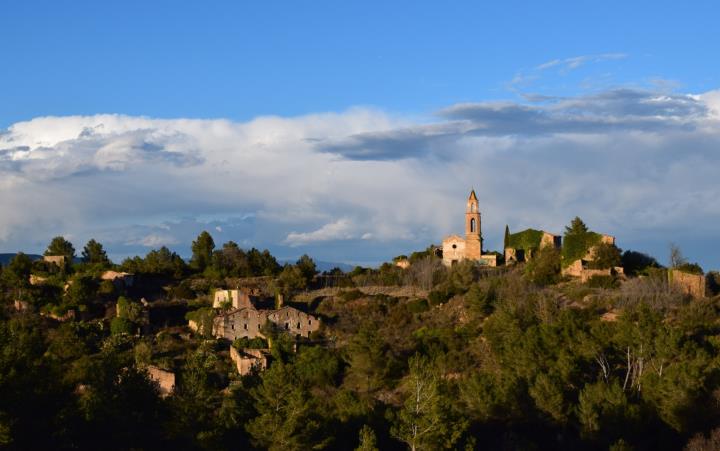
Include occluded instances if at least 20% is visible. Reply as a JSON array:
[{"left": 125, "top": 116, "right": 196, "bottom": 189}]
[{"left": 465, "top": 189, "right": 482, "bottom": 259}]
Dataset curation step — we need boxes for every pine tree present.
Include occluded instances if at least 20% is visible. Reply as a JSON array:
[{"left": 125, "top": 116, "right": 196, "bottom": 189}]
[
  {"left": 190, "top": 231, "right": 215, "bottom": 272},
  {"left": 82, "top": 239, "right": 110, "bottom": 265}
]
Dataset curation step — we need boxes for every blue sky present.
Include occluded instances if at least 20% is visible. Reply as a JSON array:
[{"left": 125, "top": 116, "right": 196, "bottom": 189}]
[{"left": 1, "top": 1, "right": 720, "bottom": 269}]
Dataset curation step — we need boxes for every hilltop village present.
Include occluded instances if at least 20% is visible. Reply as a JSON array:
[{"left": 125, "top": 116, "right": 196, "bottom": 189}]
[{"left": 0, "top": 190, "right": 719, "bottom": 450}]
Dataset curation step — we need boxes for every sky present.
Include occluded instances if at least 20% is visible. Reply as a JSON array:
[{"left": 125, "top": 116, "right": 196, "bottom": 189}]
[{"left": 1, "top": 0, "right": 719, "bottom": 269}]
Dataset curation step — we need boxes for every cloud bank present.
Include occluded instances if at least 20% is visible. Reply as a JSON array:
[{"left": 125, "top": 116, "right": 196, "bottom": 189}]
[{"left": 1, "top": 88, "right": 720, "bottom": 268}]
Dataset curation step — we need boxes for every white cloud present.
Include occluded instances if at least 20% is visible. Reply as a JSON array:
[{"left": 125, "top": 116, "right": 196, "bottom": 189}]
[
  {"left": 1, "top": 88, "right": 720, "bottom": 268},
  {"left": 285, "top": 218, "right": 356, "bottom": 246},
  {"left": 126, "top": 234, "right": 179, "bottom": 248}
]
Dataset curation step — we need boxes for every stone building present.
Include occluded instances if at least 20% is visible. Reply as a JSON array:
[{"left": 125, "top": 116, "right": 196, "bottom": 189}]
[
  {"left": 504, "top": 228, "right": 562, "bottom": 264},
  {"left": 266, "top": 306, "right": 321, "bottom": 338},
  {"left": 212, "top": 289, "right": 255, "bottom": 309},
  {"left": 669, "top": 269, "right": 706, "bottom": 298},
  {"left": 561, "top": 233, "right": 623, "bottom": 280},
  {"left": 441, "top": 190, "right": 496, "bottom": 267},
  {"left": 213, "top": 307, "right": 268, "bottom": 340},
  {"left": 43, "top": 255, "right": 67, "bottom": 266},
  {"left": 101, "top": 271, "right": 135, "bottom": 288},
  {"left": 212, "top": 305, "right": 320, "bottom": 341},
  {"left": 229, "top": 346, "right": 269, "bottom": 376},
  {"left": 147, "top": 365, "right": 175, "bottom": 397}
]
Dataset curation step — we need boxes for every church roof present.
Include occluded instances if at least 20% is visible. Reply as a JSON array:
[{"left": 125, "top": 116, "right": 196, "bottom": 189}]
[{"left": 468, "top": 189, "right": 477, "bottom": 201}]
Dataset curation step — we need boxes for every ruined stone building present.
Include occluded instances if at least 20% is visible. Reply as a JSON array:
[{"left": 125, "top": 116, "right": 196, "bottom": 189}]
[
  {"left": 441, "top": 190, "right": 497, "bottom": 267},
  {"left": 213, "top": 289, "right": 255, "bottom": 309},
  {"left": 229, "top": 346, "right": 269, "bottom": 376},
  {"left": 504, "top": 228, "right": 562, "bottom": 264},
  {"left": 562, "top": 234, "right": 624, "bottom": 280},
  {"left": 669, "top": 269, "right": 706, "bottom": 298},
  {"left": 212, "top": 305, "right": 320, "bottom": 341}
]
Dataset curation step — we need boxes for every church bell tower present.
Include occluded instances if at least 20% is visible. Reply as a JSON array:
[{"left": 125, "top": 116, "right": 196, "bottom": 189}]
[{"left": 465, "top": 189, "right": 482, "bottom": 259}]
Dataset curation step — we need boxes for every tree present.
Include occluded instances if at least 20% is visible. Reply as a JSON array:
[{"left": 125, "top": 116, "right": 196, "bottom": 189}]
[
  {"left": 524, "top": 246, "right": 561, "bottom": 286},
  {"left": 621, "top": 250, "right": 660, "bottom": 276},
  {"left": 504, "top": 225, "right": 510, "bottom": 249},
  {"left": 276, "top": 265, "right": 307, "bottom": 296},
  {"left": 190, "top": 231, "right": 215, "bottom": 272},
  {"left": 355, "top": 425, "right": 379, "bottom": 451},
  {"left": 669, "top": 243, "right": 687, "bottom": 268},
  {"left": 295, "top": 254, "right": 317, "bottom": 286},
  {"left": 588, "top": 243, "right": 622, "bottom": 269},
  {"left": 391, "top": 355, "right": 462, "bottom": 450},
  {"left": 1, "top": 253, "right": 33, "bottom": 288},
  {"left": 246, "top": 362, "right": 326, "bottom": 450},
  {"left": 44, "top": 236, "right": 75, "bottom": 260},
  {"left": 82, "top": 239, "right": 110, "bottom": 265}
]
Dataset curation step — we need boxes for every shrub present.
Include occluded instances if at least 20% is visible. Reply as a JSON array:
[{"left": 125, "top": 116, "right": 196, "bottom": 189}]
[
  {"left": 407, "top": 298, "right": 429, "bottom": 314},
  {"left": 586, "top": 275, "right": 619, "bottom": 289},
  {"left": 339, "top": 289, "right": 364, "bottom": 302},
  {"left": 525, "top": 246, "right": 561, "bottom": 286},
  {"left": 110, "top": 317, "right": 134, "bottom": 335}
]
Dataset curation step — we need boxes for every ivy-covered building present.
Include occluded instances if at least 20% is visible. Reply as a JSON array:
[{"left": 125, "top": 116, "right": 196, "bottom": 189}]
[{"left": 504, "top": 228, "right": 561, "bottom": 264}]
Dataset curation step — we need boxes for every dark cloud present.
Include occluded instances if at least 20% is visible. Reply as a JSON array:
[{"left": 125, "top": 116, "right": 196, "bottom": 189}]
[{"left": 317, "top": 88, "right": 710, "bottom": 161}]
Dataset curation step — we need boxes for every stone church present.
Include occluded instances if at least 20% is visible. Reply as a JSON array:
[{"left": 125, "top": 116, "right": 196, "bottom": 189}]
[{"left": 441, "top": 190, "right": 497, "bottom": 267}]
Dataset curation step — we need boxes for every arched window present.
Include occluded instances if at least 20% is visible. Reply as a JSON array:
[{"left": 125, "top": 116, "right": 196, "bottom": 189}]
[
  {"left": 470, "top": 204, "right": 476, "bottom": 213},
  {"left": 470, "top": 218, "right": 476, "bottom": 233}
]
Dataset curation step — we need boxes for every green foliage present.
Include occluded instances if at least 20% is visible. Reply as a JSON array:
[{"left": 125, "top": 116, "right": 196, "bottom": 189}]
[
  {"left": 428, "top": 289, "right": 451, "bottom": 306},
  {"left": 233, "top": 336, "right": 268, "bottom": 350},
  {"left": 587, "top": 242, "right": 622, "bottom": 269},
  {"left": 295, "top": 254, "right": 317, "bottom": 285},
  {"left": 191, "top": 230, "right": 215, "bottom": 272},
  {"left": 621, "top": 250, "right": 661, "bottom": 276},
  {"left": 355, "top": 425, "right": 379, "bottom": 451},
  {"left": 110, "top": 317, "right": 134, "bottom": 335},
  {"left": 339, "top": 289, "right": 364, "bottom": 302},
  {"left": 464, "top": 282, "right": 496, "bottom": 317},
  {"left": 586, "top": 275, "right": 619, "bottom": 289},
  {"left": 1, "top": 252, "right": 33, "bottom": 288},
  {"left": 121, "top": 246, "right": 187, "bottom": 278},
  {"left": 675, "top": 262, "right": 704, "bottom": 275},
  {"left": 276, "top": 264, "right": 307, "bottom": 295},
  {"left": 185, "top": 307, "right": 216, "bottom": 338},
  {"left": 391, "top": 355, "right": 465, "bottom": 450},
  {"left": 506, "top": 228, "right": 544, "bottom": 251},
  {"left": 81, "top": 239, "right": 110, "bottom": 265},
  {"left": 44, "top": 236, "right": 76, "bottom": 261},
  {"left": 116, "top": 296, "right": 145, "bottom": 331},
  {"left": 63, "top": 274, "right": 98, "bottom": 310},
  {"left": 246, "top": 362, "right": 328, "bottom": 450},
  {"left": 407, "top": 298, "right": 430, "bottom": 313},
  {"left": 524, "top": 246, "right": 561, "bottom": 286},
  {"left": 562, "top": 217, "right": 602, "bottom": 266}
]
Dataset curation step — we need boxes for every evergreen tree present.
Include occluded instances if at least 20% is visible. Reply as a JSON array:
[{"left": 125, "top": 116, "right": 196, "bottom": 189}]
[
  {"left": 190, "top": 231, "right": 215, "bottom": 272},
  {"left": 81, "top": 239, "right": 110, "bottom": 265},
  {"left": 504, "top": 224, "right": 510, "bottom": 249},
  {"left": 44, "top": 236, "right": 75, "bottom": 260}
]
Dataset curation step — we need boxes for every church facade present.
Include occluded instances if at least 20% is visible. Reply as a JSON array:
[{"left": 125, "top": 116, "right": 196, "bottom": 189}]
[{"left": 441, "top": 190, "right": 497, "bottom": 267}]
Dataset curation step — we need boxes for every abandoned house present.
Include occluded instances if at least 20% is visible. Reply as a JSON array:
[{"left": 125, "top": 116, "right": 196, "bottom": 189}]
[{"left": 212, "top": 305, "right": 320, "bottom": 341}]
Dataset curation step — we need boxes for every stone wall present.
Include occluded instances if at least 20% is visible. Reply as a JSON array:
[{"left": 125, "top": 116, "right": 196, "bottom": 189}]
[
  {"left": 212, "top": 307, "right": 268, "bottom": 340},
  {"left": 670, "top": 269, "right": 706, "bottom": 298},
  {"left": 580, "top": 268, "right": 613, "bottom": 283},
  {"left": 213, "top": 289, "right": 253, "bottom": 309},
  {"left": 43, "top": 255, "right": 67, "bottom": 266},
  {"left": 147, "top": 365, "right": 175, "bottom": 397},
  {"left": 267, "top": 306, "right": 321, "bottom": 338},
  {"left": 442, "top": 235, "right": 466, "bottom": 267},
  {"left": 229, "top": 346, "right": 268, "bottom": 376}
]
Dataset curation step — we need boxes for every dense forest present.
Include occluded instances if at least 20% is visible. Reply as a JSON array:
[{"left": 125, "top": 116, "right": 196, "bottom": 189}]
[{"left": 1, "top": 220, "right": 720, "bottom": 450}]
